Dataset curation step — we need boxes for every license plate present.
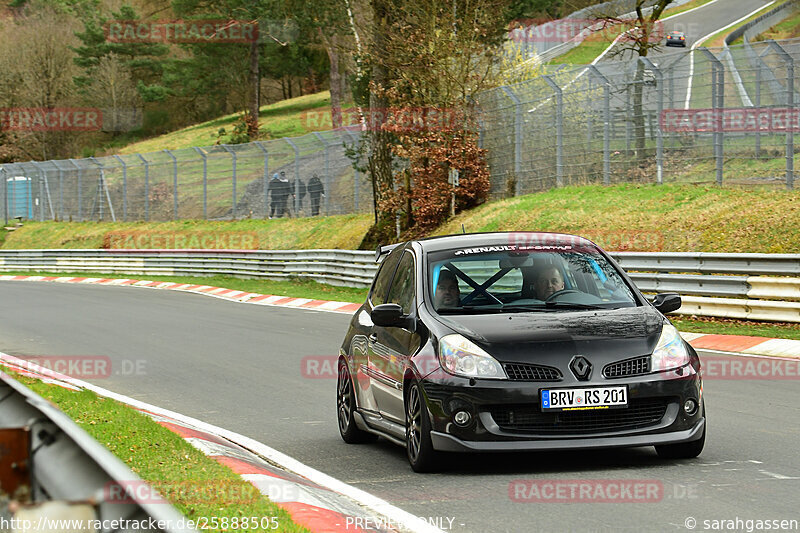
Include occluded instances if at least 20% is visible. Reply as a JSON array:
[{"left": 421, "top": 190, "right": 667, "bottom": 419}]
[{"left": 541, "top": 386, "right": 628, "bottom": 411}]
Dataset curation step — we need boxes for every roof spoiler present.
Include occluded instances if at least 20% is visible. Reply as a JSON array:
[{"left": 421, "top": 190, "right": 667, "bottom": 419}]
[{"left": 375, "top": 243, "right": 402, "bottom": 262}]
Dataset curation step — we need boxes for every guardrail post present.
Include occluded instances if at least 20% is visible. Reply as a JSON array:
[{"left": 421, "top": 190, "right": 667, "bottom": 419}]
[
  {"left": 588, "top": 65, "right": 612, "bottom": 186},
  {"left": 163, "top": 149, "right": 178, "bottom": 219},
  {"left": 766, "top": 40, "right": 794, "bottom": 190},
  {"left": 284, "top": 138, "right": 301, "bottom": 216},
  {"left": 500, "top": 86, "right": 522, "bottom": 194},
  {"left": 312, "top": 132, "right": 330, "bottom": 215},
  {"left": 542, "top": 75, "right": 564, "bottom": 187},
  {"left": 68, "top": 159, "right": 83, "bottom": 221},
  {"left": 254, "top": 141, "right": 269, "bottom": 219},
  {"left": 700, "top": 48, "right": 724, "bottom": 186},
  {"left": 112, "top": 155, "right": 127, "bottom": 221},
  {"left": 640, "top": 57, "right": 663, "bottom": 184},
  {"left": 136, "top": 153, "right": 149, "bottom": 221}
]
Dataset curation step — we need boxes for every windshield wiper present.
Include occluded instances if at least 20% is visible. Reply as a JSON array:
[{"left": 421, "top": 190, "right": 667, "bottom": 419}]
[{"left": 544, "top": 301, "right": 606, "bottom": 310}]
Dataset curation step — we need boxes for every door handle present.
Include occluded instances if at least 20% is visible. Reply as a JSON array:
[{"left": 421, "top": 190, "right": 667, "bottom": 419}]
[{"left": 368, "top": 333, "right": 378, "bottom": 342}]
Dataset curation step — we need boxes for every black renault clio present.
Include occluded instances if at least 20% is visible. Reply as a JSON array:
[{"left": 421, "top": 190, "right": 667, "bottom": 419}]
[{"left": 336, "top": 232, "right": 705, "bottom": 472}]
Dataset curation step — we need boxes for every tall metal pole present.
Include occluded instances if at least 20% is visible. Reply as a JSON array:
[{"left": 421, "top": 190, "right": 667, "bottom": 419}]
[
  {"left": 284, "top": 138, "right": 301, "bottom": 216},
  {"left": 500, "top": 86, "right": 523, "bottom": 194},
  {"left": 136, "top": 153, "right": 149, "bottom": 221},
  {"left": 588, "top": 65, "right": 612, "bottom": 186},
  {"left": 68, "top": 159, "right": 83, "bottom": 221},
  {"left": 640, "top": 57, "right": 664, "bottom": 184},
  {"left": 700, "top": 49, "right": 724, "bottom": 186},
  {"left": 193, "top": 147, "right": 208, "bottom": 220},
  {"left": 163, "top": 149, "right": 178, "bottom": 219},
  {"left": 222, "top": 145, "right": 238, "bottom": 219},
  {"left": 254, "top": 142, "right": 269, "bottom": 219},
  {"left": 542, "top": 75, "right": 564, "bottom": 187},
  {"left": 766, "top": 40, "right": 794, "bottom": 190},
  {"left": 113, "top": 155, "right": 127, "bottom": 221},
  {"left": 313, "top": 132, "right": 330, "bottom": 216}
]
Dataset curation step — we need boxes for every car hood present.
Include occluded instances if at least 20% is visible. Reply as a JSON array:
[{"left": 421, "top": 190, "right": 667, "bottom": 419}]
[{"left": 433, "top": 306, "right": 664, "bottom": 365}]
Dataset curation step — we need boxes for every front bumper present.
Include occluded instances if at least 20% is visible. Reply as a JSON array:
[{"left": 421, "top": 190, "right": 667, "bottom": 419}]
[
  {"left": 432, "top": 418, "right": 704, "bottom": 452},
  {"left": 421, "top": 365, "right": 703, "bottom": 452}
]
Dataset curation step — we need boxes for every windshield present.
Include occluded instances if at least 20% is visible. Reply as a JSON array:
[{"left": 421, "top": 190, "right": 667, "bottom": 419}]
[{"left": 427, "top": 244, "right": 637, "bottom": 314}]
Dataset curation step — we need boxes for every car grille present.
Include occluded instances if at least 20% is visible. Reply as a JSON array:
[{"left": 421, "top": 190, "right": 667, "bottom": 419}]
[
  {"left": 604, "top": 356, "right": 651, "bottom": 378},
  {"left": 504, "top": 363, "right": 562, "bottom": 381},
  {"left": 489, "top": 398, "right": 669, "bottom": 434}
]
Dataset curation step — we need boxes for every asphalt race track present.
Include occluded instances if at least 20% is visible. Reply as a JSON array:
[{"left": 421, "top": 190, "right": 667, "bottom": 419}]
[{"left": 1, "top": 281, "right": 798, "bottom": 533}]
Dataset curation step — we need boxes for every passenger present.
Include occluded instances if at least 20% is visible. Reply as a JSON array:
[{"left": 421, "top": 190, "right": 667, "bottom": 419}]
[
  {"left": 434, "top": 269, "right": 461, "bottom": 309},
  {"left": 535, "top": 266, "right": 565, "bottom": 299}
]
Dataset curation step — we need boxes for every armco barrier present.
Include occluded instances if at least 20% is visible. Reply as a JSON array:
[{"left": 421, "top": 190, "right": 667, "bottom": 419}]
[
  {"left": 1, "top": 249, "right": 800, "bottom": 322},
  {"left": 0, "top": 370, "right": 195, "bottom": 532}
]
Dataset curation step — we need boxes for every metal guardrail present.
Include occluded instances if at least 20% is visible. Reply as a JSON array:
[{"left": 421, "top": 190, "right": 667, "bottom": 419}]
[
  {"left": 1, "top": 249, "right": 799, "bottom": 322},
  {"left": 0, "top": 369, "right": 194, "bottom": 532}
]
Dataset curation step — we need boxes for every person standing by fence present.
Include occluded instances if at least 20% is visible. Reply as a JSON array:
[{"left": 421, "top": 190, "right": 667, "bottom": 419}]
[{"left": 308, "top": 174, "right": 324, "bottom": 216}]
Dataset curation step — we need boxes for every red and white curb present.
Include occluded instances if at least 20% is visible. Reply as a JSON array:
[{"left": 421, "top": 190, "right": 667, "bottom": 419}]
[
  {"left": 3, "top": 274, "right": 800, "bottom": 359},
  {"left": 679, "top": 332, "right": 800, "bottom": 359},
  {"left": 0, "top": 352, "right": 443, "bottom": 533},
  {"left": 0, "top": 275, "right": 362, "bottom": 314}
]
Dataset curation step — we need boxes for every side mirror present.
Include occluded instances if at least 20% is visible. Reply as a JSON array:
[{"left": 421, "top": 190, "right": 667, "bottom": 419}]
[
  {"left": 651, "top": 293, "right": 681, "bottom": 314},
  {"left": 371, "top": 303, "right": 410, "bottom": 328}
]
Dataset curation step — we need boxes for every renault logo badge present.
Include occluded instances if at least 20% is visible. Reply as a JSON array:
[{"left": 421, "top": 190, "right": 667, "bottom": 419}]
[{"left": 570, "top": 356, "right": 592, "bottom": 381}]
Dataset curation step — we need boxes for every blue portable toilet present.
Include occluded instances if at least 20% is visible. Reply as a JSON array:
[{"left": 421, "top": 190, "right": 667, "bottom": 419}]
[{"left": 6, "top": 176, "right": 33, "bottom": 219}]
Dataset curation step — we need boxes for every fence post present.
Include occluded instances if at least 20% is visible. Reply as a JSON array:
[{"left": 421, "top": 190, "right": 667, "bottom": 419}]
[
  {"left": 30, "top": 162, "right": 46, "bottom": 220},
  {"left": 588, "top": 65, "right": 611, "bottom": 186},
  {"left": 500, "top": 86, "right": 522, "bottom": 194},
  {"left": 68, "top": 159, "right": 83, "bottom": 221},
  {"left": 342, "top": 130, "right": 360, "bottom": 212},
  {"left": 254, "top": 142, "right": 269, "bottom": 219},
  {"left": 640, "top": 57, "right": 663, "bottom": 185},
  {"left": 136, "top": 153, "right": 149, "bottom": 221},
  {"left": 284, "top": 138, "right": 301, "bottom": 216},
  {"left": 164, "top": 149, "right": 178, "bottom": 219},
  {"left": 221, "top": 145, "right": 238, "bottom": 219},
  {"left": 90, "top": 157, "right": 116, "bottom": 222},
  {"left": 0, "top": 166, "right": 6, "bottom": 225},
  {"left": 193, "top": 148, "right": 208, "bottom": 220},
  {"left": 542, "top": 75, "right": 563, "bottom": 187},
  {"left": 313, "top": 132, "right": 330, "bottom": 216},
  {"left": 112, "top": 155, "right": 127, "bottom": 221},
  {"left": 756, "top": 58, "right": 762, "bottom": 158},
  {"left": 51, "top": 160, "right": 66, "bottom": 221},
  {"left": 766, "top": 40, "right": 794, "bottom": 190},
  {"left": 700, "top": 48, "right": 724, "bottom": 186}
]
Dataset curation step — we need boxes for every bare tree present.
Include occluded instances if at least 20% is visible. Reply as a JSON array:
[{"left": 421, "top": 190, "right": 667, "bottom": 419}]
[{"left": 595, "top": 0, "right": 675, "bottom": 162}]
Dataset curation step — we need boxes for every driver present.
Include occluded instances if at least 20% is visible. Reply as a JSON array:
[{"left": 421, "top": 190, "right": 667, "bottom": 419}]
[
  {"left": 434, "top": 269, "right": 461, "bottom": 309},
  {"left": 535, "top": 266, "right": 565, "bottom": 300}
]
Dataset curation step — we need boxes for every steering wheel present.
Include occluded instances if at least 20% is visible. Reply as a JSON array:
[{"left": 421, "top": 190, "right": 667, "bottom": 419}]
[{"left": 545, "top": 289, "right": 580, "bottom": 302}]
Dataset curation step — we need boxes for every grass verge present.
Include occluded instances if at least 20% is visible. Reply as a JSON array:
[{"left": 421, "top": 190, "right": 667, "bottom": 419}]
[
  {"left": 0, "top": 216, "right": 372, "bottom": 251},
  {"left": 3, "top": 271, "right": 800, "bottom": 340},
  {"left": 115, "top": 92, "right": 344, "bottom": 155},
  {"left": 0, "top": 368, "right": 308, "bottom": 532}
]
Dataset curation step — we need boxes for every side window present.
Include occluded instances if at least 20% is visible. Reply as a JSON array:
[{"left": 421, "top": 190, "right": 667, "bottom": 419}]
[
  {"left": 369, "top": 247, "right": 403, "bottom": 305},
  {"left": 386, "top": 252, "right": 415, "bottom": 315}
]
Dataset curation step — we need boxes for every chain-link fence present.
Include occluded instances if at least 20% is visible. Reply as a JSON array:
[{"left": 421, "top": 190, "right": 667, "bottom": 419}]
[
  {"left": 3, "top": 3, "right": 800, "bottom": 223},
  {"left": 0, "top": 126, "right": 371, "bottom": 222},
  {"left": 482, "top": 3, "right": 800, "bottom": 199}
]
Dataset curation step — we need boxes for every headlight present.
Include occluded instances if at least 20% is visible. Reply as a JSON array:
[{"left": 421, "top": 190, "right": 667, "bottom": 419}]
[
  {"left": 438, "top": 334, "right": 506, "bottom": 379},
  {"left": 651, "top": 324, "right": 690, "bottom": 372}
]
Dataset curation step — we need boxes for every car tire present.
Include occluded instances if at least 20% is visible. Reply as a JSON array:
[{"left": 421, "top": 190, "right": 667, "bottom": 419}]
[
  {"left": 337, "top": 359, "right": 377, "bottom": 444},
  {"left": 655, "top": 402, "right": 706, "bottom": 459},
  {"left": 405, "top": 380, "right": 440, "bottom": 472}
]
